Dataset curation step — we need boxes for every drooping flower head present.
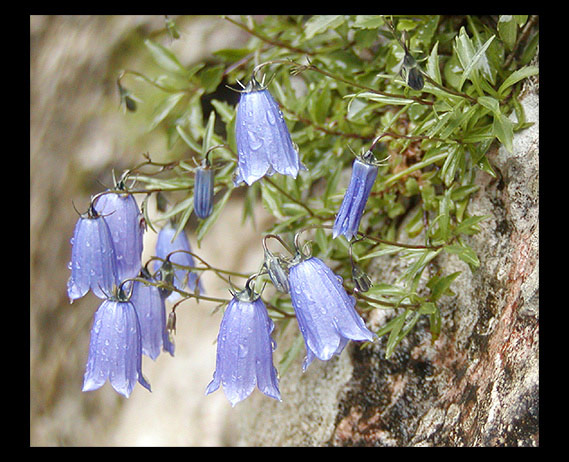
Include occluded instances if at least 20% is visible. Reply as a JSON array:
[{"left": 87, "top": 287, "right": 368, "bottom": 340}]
[
  {"left": 287, "top": 238, "right": 376, "bottom": 371},
  {"left": 206, "top": 276, "right": 281, "bottom": 407},
  {"left": 82, "top": 285, "right": 151, "bottom": 398},
  {"left": 332, "top": 147, "right": 380, "bottom": 241},
  {"left": 130, "top": 267, "right": 175, "bottom": 360},
  {"left": 94, "top": 188, "right": 144, "bottom": 282},
  {"left": 234, "top": 75, "right": 302, "bottom": 186},
  {"left": 194, "top": 158, "right": 215, "bottom": 220},
  {"left": 67, "top": 202, "right": 119, "bottom": 302},
  {"left": 155, "top": 221, "right": 203, "bottom": 302}
]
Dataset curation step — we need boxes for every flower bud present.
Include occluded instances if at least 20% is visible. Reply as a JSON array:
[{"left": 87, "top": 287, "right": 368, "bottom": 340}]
[
  {"left": 333, "top": 151, "right": 379, "bottom": 241},
  {"left": 194, "top": 161, "right": 214, "bottom": 219}
]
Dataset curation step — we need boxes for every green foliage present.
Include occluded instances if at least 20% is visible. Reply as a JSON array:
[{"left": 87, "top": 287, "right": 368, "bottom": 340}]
[{"left": 118, "top": 15, "right": 538, "bottom": 358}]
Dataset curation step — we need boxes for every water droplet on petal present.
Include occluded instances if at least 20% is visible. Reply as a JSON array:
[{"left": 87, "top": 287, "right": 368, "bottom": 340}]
[{"left": 247, "top": 131, "right": 263, "bottom": 150}]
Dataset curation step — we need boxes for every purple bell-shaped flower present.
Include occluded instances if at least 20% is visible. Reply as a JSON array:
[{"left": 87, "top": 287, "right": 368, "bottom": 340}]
[
  {"left": 288, "top": 255, "right": 376, "bottom": 371},
  {"left": 82, "top": 286, "right": 151, "bottom": 398},
  {"left": 206, "top": 278, "right": 281, "bottom": 406},
  {"left": 94, "top": 190, "right": 144, "bottom": 282},
  {"left": 67, "top": 203, "right": 119, "bottom": 302},
  {"left": 333, "top": 149, "right": 379, "bottom": 241},
  {"left": 234, "top": 76, "right": 302, "bottom": 186},
  {"left": 155, "top": 222, "right": 202, "bottom": 302},
  {"left": 130, "top": 268, "right": 175, "bottom": 360}
]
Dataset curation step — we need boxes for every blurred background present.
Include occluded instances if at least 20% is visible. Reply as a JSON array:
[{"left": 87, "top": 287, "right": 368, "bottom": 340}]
[{"left": 30, "top": 15, "right": 274, "bottom": 446}]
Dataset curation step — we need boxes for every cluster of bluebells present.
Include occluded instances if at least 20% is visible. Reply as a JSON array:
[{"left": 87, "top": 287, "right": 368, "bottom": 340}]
[
  {"left": 69, "top": 73, "right": 381, "bottom": 405},
  {"left": 68, "top": 181, "right": 201, "bottom": 398}
]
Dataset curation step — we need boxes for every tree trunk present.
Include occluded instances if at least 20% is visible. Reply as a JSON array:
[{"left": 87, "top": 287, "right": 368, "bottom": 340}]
[{"left": 235, "top": 86, "right": 539, "bottom": 447}]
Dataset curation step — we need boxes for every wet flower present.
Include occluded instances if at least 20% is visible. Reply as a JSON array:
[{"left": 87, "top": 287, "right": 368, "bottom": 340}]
[
  {"left": 333, "top": 150, "right": 379, "bottom": 241},
  {"left": 234, "top": 76, "right": 302, "bottom": 186},
  {"left": 194, "top": 160, "right": 215, "bottom": 219},
  {"left": 206, "top": 282, "right": 281, "bottom": 406},
  {"left": 95, "top": 191, "right": 144, "bottom": 282},
  {"left": 155, "top": 222, "right": 202, "bottom": 302},
  {"left": 67, "top": 204, "right": 119, "bottom": 302},
  {"left": 130, "top": 268, "right": 175, "bottom": 360},
  {"left": 288, "top": 256, "right": 376, "bottom": 371},
  {"left": 82, "top": 288, "right": 151, "bottom": 398}
]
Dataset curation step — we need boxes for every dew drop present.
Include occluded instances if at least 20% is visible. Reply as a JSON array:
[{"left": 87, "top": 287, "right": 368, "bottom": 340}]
[
  {"left": 266, "top": 110, "right": 276, "bottom": 125},
  {"left": 247, "top": 131, "right": 263, "bottom": 150}
]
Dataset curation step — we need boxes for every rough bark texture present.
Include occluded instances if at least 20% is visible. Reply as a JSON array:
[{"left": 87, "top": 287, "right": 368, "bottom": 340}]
[{"left": 236, "top": 89, "right": 539, "bottom": 447}]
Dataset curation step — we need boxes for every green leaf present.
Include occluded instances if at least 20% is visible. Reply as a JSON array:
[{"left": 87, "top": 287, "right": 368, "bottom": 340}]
[
  {"left": 429, "top": 306, "right": 442, "bottom": 342},
  {"left": 438, "top": 189, "right": 453, "bottom": 243},
  {"left": 198, "top": 64, "right": 225, "bottom": 94},
  {"left": 176, "top": 124, "right": 201, "bottom": 153},
  {"left": 352, "top": 15, "right": 384, "bottom": 29},
  {"left": 202, "top": 111, "right": 216, "bottom": 157},
  {"left": 458, "top": 34, "right": 495, "bottom": 90},
  {"left": 440, "top": 145, "right": 463, "bottom": 187},
  {"left": 498, "top": 65, "right": 539, "bottom": 96},
  {"left": 144, "top": 39, "right": 188, "bottom": 75},
  {"left": 498, "top": 15, "right": 517, "bottom": 51},
  {"left": 304, "top": 15, "right": 346, "bottom": 39},
  {"left": 426, "top": 41, "right": 442, "bottom": 85},
  {"left": 444, "top": 243, "right": 480, "bottom": 270},
  {"left": 429, "top": 271, "right": 461, "bottom": 301},
  {"left": 477, "top": 95, "right": 500, "bottom": 114},
  {"left": 493, "top": 112, "right": 514, "bottom": 153},
  {"left": 196, "top": 188, "right": 232, "bottom": 245},
  {"left": 453, "top": 214, "right": 490, "bottom": 236},
  {"left": 148, "top": 92, "right": 184, "bottom": 131}
]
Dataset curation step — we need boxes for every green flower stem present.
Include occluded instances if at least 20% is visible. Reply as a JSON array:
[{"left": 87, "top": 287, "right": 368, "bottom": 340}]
[
  {"left": 296, "top": 223, "right": 443, "bottom": 251},
  {"left": 118, "top": 69, "right": 194, "bottom": 94},
  {"left": 353, "top": 290, "right": 423, "bottom": 311},
  {"left": 380, "top": 150, "right": 450, "bottom": 188},
  {"left": 296, "top": 62, "right": 434, "bottom": 107},
  {"left": 262, "top": 177, "right": 324, "bottom": 220},
  {"left": 222, "top": 16, "right": 315, "bottom": 56}
]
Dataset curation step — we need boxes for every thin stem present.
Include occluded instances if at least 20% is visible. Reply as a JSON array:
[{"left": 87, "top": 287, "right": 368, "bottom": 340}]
[
  {"left": 353, "top": 290, "right": 422, "bottom": 310},
  {"left": 118, "top": 69, "right": 193, "bottom": 94},
  {"left": 222, "top": 16, "right": 314, "bottom": 56},
  {"left": 296, "top": 223, "right": 443, "bottom": 251},
  {"left": 262, "top": 176, "right": 323, "bottom": 220},
  {"left": 296, "top": 62, "right": 434, "bottom": 107},
  {"left": 122, "top": 276, "right": 231, "bottom": 305}
]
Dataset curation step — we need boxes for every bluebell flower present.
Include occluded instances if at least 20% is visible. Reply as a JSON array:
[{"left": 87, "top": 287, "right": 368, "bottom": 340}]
[
  {"left": 234, "top": 76, "right": 302, "bottom": 186},
  {"left": 206, "top": 285, "right": 281, "bottom": 406},
  {"left": 67, "top": 204, "right": 119, "bottom": 302},
  {"left": 288, "top": 256, "right": 376, "bottom": 371},
  {"left": 94, "top": 191, "right": 144, "bottom": 282},
  {"left": 194, "top": 160, "right": 214, "bottom": 219},
  {"left": 155, "top": 222, "right": 202, "bottom": 302},
  {"left": 333, "top": 150, "right": 379, "bottom": 241},
  {"left": 130, "top": 268, "right": 175, "bottom": 360},
  {"left": 82, "top": 290, "right": 151, "bottom": 398}
]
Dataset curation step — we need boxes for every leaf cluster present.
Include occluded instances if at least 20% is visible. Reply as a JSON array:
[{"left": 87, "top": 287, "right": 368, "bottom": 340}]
[{"left": 118, "top": 14, "right": 538, "bottom": 358}]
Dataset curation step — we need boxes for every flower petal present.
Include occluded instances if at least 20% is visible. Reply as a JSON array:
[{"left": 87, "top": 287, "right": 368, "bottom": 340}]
[
  {"left": 333, "top": 158, "right": 378, "bottom": 241},
  {"left": 206, "top": 296, "right": 280, "bottom": 406},
  {"left": 82, "top": 299, "right": 150, "bottom": 398},
  {"left": 95, "top": 192, "right": 144, "bottom": 282},
  {"left": 130, "top": 274, "right": 174, "bottom": 360},
  {"left": 155, "top": 222, "right": 203, "bottom": 301},
  {"left": 289, "top": 257, "right": 376, "bottom": 369},
  {"left": 235, "top": 85, "right": 301, "bottom": 185},
  {"left": 67, "top": 213, "right": 118, "bottom": 301}
]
